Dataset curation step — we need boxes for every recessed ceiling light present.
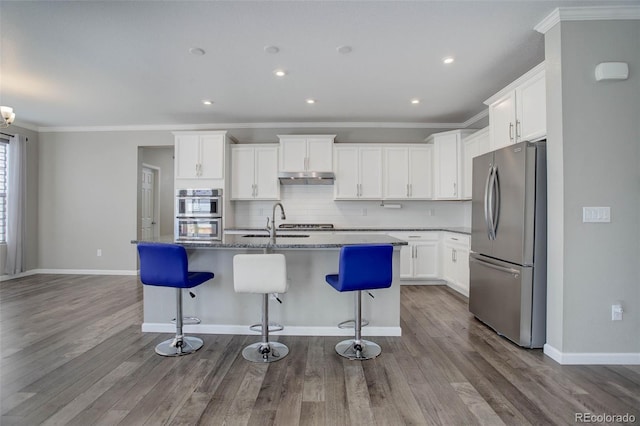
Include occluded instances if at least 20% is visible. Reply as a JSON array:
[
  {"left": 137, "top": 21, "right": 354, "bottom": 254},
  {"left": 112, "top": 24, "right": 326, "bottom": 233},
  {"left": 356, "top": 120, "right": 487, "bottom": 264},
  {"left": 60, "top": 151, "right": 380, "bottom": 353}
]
[
  {"left": 443, "top": 57, "right": 455, "bottom": 64},
  {"left": 306, "top": 99, "right": 316, "bottom": 104},
  {"left": 274, "top": 69, "right": 287, "bottom": 77},
  {"left": 202, "top": 100, "right": 213, "bottom": 106},
  {"left": 189, "top": 47, "right": 206, "bottom": 56},
  {"left": 264, "top": 45, "right": 280, "bottom": 54},
  {"left": 337, "top": 45, "right": 352, "bottom": 54},
  {"left": 411, "top": 99, "right": 420, "bottom": 105}
]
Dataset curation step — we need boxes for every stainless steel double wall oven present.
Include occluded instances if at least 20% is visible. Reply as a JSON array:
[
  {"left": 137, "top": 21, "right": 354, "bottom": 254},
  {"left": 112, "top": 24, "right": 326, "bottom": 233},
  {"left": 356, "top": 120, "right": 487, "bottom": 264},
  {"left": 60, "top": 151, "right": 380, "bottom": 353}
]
[{"left": 175, "top": 188, "right": 223, "bottom": 242}]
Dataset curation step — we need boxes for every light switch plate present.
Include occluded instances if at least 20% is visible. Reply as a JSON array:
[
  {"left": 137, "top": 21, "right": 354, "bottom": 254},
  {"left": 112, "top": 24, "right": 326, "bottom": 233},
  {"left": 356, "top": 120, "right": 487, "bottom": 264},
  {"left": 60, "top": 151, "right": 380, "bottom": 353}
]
[{"left": 583, "top": 206, "right": 611, "bottom": 223}]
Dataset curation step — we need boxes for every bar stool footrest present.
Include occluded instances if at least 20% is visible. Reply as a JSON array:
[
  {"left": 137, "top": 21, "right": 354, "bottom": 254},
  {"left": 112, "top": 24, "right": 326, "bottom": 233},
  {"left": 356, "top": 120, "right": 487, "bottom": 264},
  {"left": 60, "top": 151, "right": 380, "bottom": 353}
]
[
  {"left": 249, "top": 322, "right": 284, "bottom": 333},
  {"left": 337, "top": 319, "right": 369, "bottom": 329},
  {"left": 171, "top": 316, "right": 201, "bottom": 325}
]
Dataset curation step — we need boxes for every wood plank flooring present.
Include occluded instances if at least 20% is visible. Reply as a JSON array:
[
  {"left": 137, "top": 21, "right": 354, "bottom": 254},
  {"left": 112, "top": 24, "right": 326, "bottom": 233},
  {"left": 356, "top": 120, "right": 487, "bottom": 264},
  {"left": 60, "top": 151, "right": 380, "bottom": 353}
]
[{"left": 1, "top": 274, "right": 638, "bottom": 425}]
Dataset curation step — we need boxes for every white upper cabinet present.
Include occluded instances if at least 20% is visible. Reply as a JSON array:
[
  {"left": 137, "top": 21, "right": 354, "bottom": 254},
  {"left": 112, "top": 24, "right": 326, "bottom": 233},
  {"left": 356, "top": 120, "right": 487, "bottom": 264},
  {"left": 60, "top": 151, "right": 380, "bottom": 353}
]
[
  {"left": 383, "top": 145, "right": 433, "bottom": 199},
  {"left": 426, "top": 130, "right": 476, "bottom": 200},
  {"left": 486, "top": 63, "right": 546, "bottom": 151},
  {"left": 461, "top": 127, "right": 490, "bottom": 200},
  {"left": 230, "top": 144, "right": 279, "bottom": 200},
  {"left": 278, "top": 135, "right": 334, "bottom": 172},
  {"left": 174, "top": 132, "right": 226, "bottom": 180},
  {"left": 334, "top": 145, "right": 383, "bottom": 200}
]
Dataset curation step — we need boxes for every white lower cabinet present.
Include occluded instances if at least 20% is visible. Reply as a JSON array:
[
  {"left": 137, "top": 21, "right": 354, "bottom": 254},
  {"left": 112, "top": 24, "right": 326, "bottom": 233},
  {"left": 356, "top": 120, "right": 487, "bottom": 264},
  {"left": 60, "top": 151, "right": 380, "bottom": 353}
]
[
  {"left": 441, "top": 232, "right": 470, "bottom": 296},
  {"left": 389, "top": 232, "right": 440, "bottom": 281}
]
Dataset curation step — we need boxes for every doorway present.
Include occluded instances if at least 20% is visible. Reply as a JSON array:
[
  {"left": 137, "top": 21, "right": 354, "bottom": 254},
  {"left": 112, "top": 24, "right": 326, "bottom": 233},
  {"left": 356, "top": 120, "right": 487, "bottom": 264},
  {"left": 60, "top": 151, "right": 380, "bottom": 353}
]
[{"left": 137, "top": 147, "right": 175, "bottom": 240}]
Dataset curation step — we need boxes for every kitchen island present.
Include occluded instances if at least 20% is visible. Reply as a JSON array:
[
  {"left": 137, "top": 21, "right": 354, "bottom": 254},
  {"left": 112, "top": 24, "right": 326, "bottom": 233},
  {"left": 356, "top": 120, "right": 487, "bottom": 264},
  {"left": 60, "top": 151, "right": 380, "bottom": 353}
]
[{"left": 133, "top": 234, "right": 407, "bottom": 337}]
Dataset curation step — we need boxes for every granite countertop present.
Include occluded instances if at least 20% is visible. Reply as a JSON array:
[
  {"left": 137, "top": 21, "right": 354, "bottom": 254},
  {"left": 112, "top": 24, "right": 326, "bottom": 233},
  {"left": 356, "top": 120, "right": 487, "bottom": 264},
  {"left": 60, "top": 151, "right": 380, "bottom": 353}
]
[
  {"left": 224, "top": 226, "right": 471, "bottom": 235},
  {"left": 132, "top": 233, "right": 408, "bottom": 249}
]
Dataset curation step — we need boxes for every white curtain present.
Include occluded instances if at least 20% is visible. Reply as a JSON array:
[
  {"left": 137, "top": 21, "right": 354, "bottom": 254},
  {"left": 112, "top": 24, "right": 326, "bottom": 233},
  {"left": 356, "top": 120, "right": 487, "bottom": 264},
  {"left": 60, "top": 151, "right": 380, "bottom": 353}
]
[{"left": 5, "top": 134, "right": 26, "bottom": 275}]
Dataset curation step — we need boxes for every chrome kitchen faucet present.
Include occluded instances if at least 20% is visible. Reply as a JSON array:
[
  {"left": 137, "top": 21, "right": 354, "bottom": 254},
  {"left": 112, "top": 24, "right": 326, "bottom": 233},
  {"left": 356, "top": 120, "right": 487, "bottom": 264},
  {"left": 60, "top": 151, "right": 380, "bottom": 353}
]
[{"left": 268, "top": 202, "right": 286, "bottom": 239}]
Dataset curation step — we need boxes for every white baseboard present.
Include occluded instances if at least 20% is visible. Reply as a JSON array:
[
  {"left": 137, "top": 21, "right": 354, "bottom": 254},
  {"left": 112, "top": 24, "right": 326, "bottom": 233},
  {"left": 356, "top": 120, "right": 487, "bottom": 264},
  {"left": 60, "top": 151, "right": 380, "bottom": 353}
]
[
  {"left": 142, "top": 322, "right": 402, "bottom": 337},
  {"left": 544, "top": 344, "right": 640, "bottom": 365},
  {"left": 0, "top": 269, "right": 39, "bottom": 281}
]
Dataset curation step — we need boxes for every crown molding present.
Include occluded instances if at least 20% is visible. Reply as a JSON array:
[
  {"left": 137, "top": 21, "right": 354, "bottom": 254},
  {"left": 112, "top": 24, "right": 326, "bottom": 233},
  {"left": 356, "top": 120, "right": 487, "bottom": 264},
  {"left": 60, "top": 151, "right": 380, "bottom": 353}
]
[
  {"left": 535, "top": 5, "right": 640, "bottom": 34},
  {"left": 37, "top": 119, "right": 485, "bottom": 133}
]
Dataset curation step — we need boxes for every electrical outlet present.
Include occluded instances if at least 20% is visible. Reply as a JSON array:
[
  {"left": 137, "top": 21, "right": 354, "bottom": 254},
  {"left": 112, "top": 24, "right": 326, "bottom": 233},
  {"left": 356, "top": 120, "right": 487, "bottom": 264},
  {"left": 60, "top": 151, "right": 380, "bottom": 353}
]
[
  {"left": 583, "top": 206, "right": 611, "bottom": 223},
  {"left": 611, "top": 304, "right": 623, "bottom": 321},
  {"left": 96, "top": 249, "right": 102, "bottom": 257}
]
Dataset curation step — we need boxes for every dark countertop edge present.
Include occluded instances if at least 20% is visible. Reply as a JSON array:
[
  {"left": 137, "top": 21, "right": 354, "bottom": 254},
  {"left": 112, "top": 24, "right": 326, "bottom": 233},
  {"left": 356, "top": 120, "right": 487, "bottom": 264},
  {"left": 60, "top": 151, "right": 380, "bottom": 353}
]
[
  {"left": 224, "top": 227, "right": 471, "bottom": 235},
  {"left": 131, "top": 242, "right": 408, "bottom": 249},
  {"left": 131, "top": 234, "right": 408, "bottom": 249}
]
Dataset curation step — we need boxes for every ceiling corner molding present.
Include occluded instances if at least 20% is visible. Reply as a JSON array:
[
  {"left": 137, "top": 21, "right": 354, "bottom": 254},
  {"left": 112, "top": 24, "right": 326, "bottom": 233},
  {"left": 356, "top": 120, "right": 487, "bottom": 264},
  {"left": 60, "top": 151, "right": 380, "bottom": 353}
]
[
  {"left": 462, "top": 109, "right": 489, "bottom": 128},
  {"left": 37, "top": 121, "right": 480, "bottom": 133},
  {"left": 535, "top": 5, "right": 640, "bottom": 34}
]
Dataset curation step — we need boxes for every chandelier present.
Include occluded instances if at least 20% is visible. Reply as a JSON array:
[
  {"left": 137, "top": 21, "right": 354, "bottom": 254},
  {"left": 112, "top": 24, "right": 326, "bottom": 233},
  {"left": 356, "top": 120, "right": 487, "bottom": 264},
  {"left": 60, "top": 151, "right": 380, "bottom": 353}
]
[{"left": 1, "top": 106, "right": 16, "bottom": 128}]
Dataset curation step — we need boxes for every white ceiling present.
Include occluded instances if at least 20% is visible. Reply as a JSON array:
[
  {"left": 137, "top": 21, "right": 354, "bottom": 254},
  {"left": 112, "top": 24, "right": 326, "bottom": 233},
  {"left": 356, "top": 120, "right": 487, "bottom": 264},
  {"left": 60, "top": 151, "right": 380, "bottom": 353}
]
[{"left": 0, "top": 0, "right": 636, "bottom": 130}]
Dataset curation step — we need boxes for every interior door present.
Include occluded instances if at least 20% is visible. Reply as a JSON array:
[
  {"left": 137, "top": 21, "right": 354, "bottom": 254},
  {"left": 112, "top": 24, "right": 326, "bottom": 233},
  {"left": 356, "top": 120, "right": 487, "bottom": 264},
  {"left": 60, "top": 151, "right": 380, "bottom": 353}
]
[{"left": 141, "top": 167, "right": 155, "bottom": 239}]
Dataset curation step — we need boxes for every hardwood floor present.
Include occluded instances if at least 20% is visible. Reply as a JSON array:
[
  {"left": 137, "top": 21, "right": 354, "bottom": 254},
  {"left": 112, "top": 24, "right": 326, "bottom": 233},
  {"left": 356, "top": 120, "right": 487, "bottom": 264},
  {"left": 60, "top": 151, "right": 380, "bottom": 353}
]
[{"left": 1, "top": 275, "right": 638, "bottom": 425}]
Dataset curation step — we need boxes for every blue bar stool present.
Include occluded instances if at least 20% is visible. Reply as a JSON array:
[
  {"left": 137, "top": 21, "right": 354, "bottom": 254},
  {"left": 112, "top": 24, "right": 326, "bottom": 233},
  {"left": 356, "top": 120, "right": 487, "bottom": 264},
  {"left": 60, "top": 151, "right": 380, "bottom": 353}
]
[
  {"left": 325, "top": 244, "right": 393, "bottom": 360},
  {"left": 137, "top": 242, "right": 214, "bottom": 357},
  {"left": 233, "top": 253, "right": 288, "bottom": 363}
]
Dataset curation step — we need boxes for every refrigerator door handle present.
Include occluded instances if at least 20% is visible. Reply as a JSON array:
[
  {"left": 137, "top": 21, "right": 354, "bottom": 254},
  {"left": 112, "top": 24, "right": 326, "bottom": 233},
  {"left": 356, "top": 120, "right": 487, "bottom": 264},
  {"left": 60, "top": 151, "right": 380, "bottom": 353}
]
[
  {"left": 470, "top": 254, "right": 520, "bottom": 277},
  {"left": 492, "top": 166, "right": 501, "bottom": 239},
  {"left": 483, "top": 166, "right": 494, "bottom": 240}
]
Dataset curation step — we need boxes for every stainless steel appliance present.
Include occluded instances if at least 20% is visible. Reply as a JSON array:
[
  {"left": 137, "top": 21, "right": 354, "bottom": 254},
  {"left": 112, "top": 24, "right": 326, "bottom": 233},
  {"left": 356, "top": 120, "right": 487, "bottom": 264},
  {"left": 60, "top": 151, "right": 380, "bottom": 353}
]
[
  {"left": 176, "top": 188, "right": 222, "bottom": 217},
  {"left": 469, "top": 140, "right": 546, "bottom": 348},
  {"left": 175, "top": 189, "right": 222, "bottom": 241}
]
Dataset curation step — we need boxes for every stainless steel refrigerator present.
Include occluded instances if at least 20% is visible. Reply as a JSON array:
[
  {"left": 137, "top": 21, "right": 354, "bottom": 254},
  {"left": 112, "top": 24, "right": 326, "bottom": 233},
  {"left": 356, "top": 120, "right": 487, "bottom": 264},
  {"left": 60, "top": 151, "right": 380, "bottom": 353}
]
[{"left": 469, "top": 140, "right": 546, "bottom": 348}]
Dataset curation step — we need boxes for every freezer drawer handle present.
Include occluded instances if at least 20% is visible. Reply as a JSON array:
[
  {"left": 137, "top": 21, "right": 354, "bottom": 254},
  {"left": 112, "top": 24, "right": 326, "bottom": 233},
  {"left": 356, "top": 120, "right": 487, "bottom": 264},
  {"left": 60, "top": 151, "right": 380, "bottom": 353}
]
[{"left": 470, "top": 256, "right": 519, "bottom": 277}]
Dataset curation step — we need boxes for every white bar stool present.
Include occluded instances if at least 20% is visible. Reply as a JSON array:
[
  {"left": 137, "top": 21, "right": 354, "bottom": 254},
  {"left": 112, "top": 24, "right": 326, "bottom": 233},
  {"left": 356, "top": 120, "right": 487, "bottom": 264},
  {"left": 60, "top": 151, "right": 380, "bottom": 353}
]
[{"left": 233, "top": 253, "right": 288, "bottom": 363}]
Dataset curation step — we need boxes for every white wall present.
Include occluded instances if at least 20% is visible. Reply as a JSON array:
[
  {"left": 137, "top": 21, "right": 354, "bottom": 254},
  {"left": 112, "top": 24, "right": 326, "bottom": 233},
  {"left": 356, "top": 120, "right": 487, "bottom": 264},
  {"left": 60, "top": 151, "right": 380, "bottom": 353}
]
[
  {"left": 38, "top": 130, "right": 173, "bottom": 272},
  {"left": 234, "top": 185, "right": 468, "bottom": 229},
  {"left": 545, "top": 20, "right": 640, "bottom": 357},
  {"left": 35, "top": 127, "right": 472, "bottom": 271}
]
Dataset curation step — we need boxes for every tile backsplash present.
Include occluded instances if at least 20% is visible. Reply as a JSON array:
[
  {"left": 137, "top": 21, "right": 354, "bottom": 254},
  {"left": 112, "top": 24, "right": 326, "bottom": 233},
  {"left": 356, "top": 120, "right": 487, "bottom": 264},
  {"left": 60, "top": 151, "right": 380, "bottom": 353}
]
[{"left": 233, "top": 186, "right": 471, "bottom": 228}]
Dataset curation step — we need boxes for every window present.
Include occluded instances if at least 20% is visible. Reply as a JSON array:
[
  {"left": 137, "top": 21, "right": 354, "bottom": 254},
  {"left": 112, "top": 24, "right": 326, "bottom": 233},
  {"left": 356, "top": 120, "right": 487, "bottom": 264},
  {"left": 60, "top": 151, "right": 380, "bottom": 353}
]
[{"left": 0, "top": 141, "right": 7, "bottom": 243}]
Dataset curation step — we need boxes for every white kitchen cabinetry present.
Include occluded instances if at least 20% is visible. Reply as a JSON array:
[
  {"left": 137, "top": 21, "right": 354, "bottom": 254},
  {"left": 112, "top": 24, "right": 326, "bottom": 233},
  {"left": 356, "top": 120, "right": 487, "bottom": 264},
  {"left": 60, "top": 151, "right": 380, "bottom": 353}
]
[
  {"left": 334, "top": 145, "right": 383, "bottom": 200},
  {"left": 441, "top": 232, "right": 470, "bottom": 296},
  {"left": 174, "top": 132, "right": 226, "bottom": 180},
  {"left": 278, "top": 135, "right": 334, "bottom": 172},
  {"left": 383, "top": 145, "right": 433, "bottom": 199},
  {"left": 461, "top": 127, "right": 491, "bottom": 200},
  {"left": 230, "top": 144, "right": 279, "bottom": 200},
  {"left": 485, "top": 63, "right": 546, "bottom": 151},
  {"left": 388, "top": 232, "right": 440, "bottom": 281},
  {"left": 426, "top": 130, "right": 476, "bottom": 200}
]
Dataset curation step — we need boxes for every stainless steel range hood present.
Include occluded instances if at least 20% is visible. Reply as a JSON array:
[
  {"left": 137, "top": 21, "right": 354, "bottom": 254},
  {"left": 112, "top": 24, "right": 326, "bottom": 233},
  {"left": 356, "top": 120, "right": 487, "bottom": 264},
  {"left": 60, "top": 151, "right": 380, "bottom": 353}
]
[{"left": 278, "top": 171, "right": 335, "bottom": 185}]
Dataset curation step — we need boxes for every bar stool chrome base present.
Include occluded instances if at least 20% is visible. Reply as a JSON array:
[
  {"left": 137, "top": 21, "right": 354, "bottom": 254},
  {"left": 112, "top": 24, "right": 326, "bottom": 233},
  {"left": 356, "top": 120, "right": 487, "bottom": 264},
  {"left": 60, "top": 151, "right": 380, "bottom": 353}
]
[
  {"left": 242, "top": 341, "right": 289, "bottom": 363},
  {"left": 335, "top": 339, "right": 382, "bottom": 360},
  {"left": 155, "top": 336, "right": 204, "bottom": 357}
]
